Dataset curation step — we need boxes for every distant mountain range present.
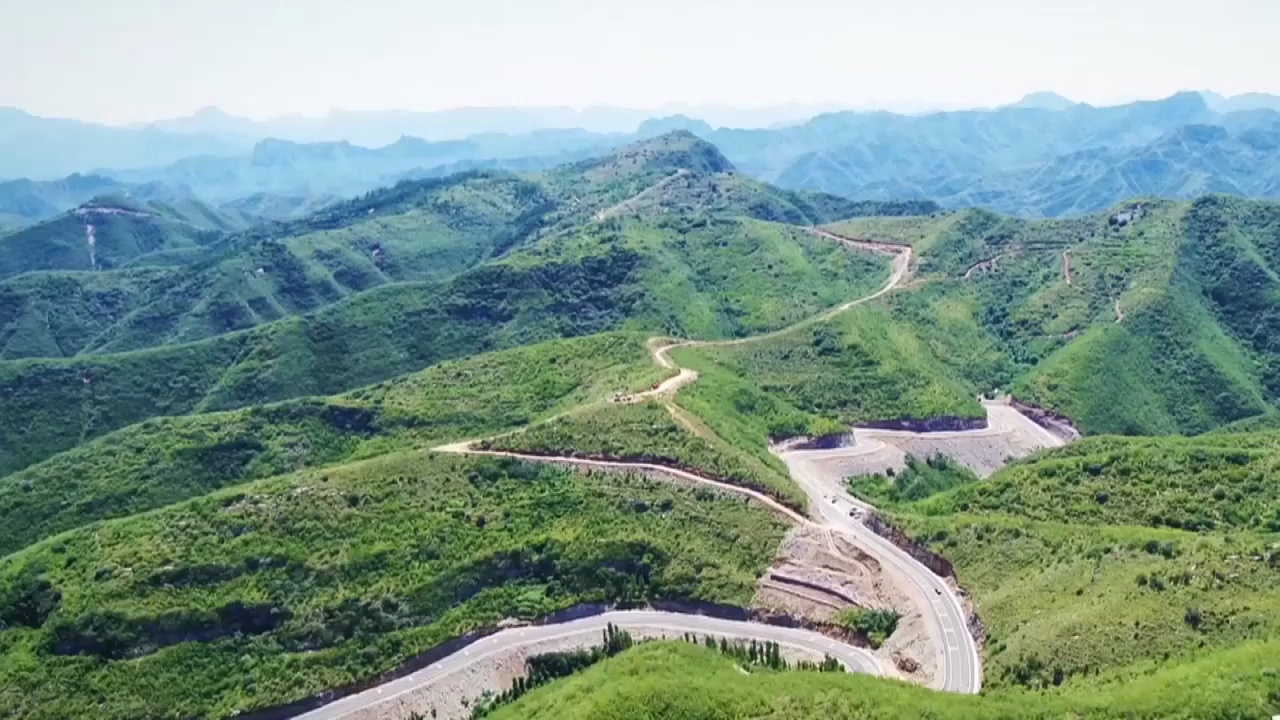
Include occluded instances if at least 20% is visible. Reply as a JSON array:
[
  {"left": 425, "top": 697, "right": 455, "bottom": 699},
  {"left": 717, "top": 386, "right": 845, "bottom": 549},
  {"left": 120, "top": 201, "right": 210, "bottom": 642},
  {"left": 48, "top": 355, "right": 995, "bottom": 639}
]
[{"left": 2, "top": 91, "right": 1279, "bottom": 222}]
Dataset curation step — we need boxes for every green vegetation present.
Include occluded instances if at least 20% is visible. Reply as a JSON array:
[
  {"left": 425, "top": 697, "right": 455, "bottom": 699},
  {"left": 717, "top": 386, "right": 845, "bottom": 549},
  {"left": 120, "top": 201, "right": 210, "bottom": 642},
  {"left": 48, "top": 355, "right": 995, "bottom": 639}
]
[
  {"left": 673, "top": 302, "right": 985, "bottom": 433},
  {"left": 478, "top": 400, "right": 806, "bottom": 511},
  {"left": 825, "top": 198, "right": 1280, "bottom": 436},
  {"left": 909, "top": 431, "right": 1280, "bottom": 532},
  {"left": 0, "top": 453, "right": 786, "bottom": 719},
  {"left": 509, "top": 215, "right": 891, "bottom": 340},
  {"left": 879, "top": 428, "right": 1280, "bottom": 693},
  {"left": 0, "top": 197, "right": 229, "bottom": 280},
  {"left": 82, "top": 173, "right": 550, "bottom": 354},
  {"left": 485, "top": 640, "right": 1280, "bottom": 719},
  {"left": 0, "top": 268, "right": 176, "bottom": 359},
  {"left": 848, "top": 453, "right": 978, "bottom": 507},
  {"left": 471, "top": 624, "right": 639, "bottom": 718},
  {"left": 898, "top": 513, "right": 1280, "bottom": 691},
  {"left": 0, "top": 332, "right": 663, "bottom": 556},
  {"left": 0, "top": 133, "right": 905, "bottom": 476},
  {"left": 832, "top": 607, "right": 901, "bottom": 649},
  {"left": 11, "top": 131, "right": 1280, "bottom": 719}
]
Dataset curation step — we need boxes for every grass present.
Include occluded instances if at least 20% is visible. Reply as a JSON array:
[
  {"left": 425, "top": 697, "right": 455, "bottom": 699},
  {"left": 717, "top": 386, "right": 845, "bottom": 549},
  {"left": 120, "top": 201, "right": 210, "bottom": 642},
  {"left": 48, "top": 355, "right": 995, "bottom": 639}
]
[
  {"left": 848, "top": 453, "right": 979, "bottom": 507},
  {"left": 896, "top": 513, "right": 1280, "bottom": 691},
  {"left": 508, "top": 215, "right": 892, "bottom": 340},
  {"left": 0, "top": 268, "right": 177, "bottom": 360},
  {"left": 871, "top": 427, "right": 1280, "bottom": 692},
  {"left": 0, "top": 200, "right": 223, "bottom": 280},
  {"left": 908, "top": 431, "right": 1280, "bottom": 532},
  {"left": 0, "top": 452, "right": 787, "bottom": 720},
  {"left": 832, "top": 607, "right": 901, "bottom": 649},
  {"left": 478, "top": 400, "right": 807, "bottom": 511},
  {"left": 0, "top": 332, "right": 665, "bottom": 557},
  {"left": 484, "top": 639, "right": 1280, "bottom": 719},
  {"left": 673, "top": 302, "right": 985, "bottom": 431},
  {"left": 0, "top": 142, "right": 906, "bottom": 476}
]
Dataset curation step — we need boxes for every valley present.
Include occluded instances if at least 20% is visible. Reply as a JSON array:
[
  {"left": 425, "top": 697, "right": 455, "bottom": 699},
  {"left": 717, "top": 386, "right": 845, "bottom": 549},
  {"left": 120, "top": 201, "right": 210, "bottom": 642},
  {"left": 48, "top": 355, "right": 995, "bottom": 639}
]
[{"left": 0, "top": 132, "right": 1278, "bottom": 720}]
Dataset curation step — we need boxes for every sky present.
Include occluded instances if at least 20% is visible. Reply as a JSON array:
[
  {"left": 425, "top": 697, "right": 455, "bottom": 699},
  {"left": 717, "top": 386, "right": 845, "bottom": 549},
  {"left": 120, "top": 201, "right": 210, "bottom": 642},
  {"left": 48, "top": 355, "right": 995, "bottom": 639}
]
[{"left": 2, "top": 0, "right": 1278, "bottom": 124}]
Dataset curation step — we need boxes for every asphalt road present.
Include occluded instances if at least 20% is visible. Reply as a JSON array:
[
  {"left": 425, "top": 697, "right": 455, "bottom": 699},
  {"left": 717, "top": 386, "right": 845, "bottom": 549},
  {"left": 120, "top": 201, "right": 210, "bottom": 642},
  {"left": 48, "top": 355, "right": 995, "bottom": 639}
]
[
  {"left": 293, "top": 231, "right": 983, "bottom": 718},
  {"left": 292, "top": 610, "right": 882, "bottom": 720},
  {"left": 778, "top": 448, "right": 983, "bottom": 694}
]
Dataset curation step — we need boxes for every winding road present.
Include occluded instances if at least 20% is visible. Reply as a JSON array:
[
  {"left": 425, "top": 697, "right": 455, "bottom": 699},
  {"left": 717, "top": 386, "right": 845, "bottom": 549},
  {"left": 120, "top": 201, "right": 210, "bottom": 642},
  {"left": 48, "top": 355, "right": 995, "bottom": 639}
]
[
  {"left": 294, "top": 227, "right": 999, "bottom": 719},
  {"left": 293, "top": 610, "right": 881, "bottom": 720}
]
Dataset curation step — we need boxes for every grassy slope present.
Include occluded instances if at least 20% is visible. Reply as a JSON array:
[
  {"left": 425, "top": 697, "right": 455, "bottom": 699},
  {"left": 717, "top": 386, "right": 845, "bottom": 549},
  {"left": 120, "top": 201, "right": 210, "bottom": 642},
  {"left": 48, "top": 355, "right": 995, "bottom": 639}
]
[
  {"left": 672, "top": 302, "right": 985, "bottom": 431},
  {"left": 831, "top": 199, "right": 1280, "bottom": 435},
  {"left": 0, "top": 268, "right": 177, "bottom": 360},
  {"left": 0, "top": 453, "right": 786, "bottom": 720},
  {"left": 0, "top": 199, "right": 224, "bottom": 280},
  {"left": 0, "top": 332, "right": 664, "bottom": 557},
  {"left": 509, "top": 215, "right": 891, "bottom": 339},
  {"left": 478, "top": 400, "right": 806, "bottom": 511},
  {"left": 63, "top": 173, "right": 549, "bottom": 356},
  {"left": 488, "top": 640, "right": 1280, "bottom": 720},
  {"left": 910, "top": 431, "right": 1280, "bottom": 532},
  {"left": 0, "top": 212, "right": 891, "bottom": 478},
  {"left": 877, "top": 428, "right": 1280, "bottom": 692}
]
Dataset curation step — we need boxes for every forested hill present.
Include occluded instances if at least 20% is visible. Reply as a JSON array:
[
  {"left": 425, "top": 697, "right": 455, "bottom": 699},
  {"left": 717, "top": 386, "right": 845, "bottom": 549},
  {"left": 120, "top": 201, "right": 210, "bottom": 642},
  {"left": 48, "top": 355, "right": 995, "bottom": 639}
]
[
  {"left": 819, "top": 195, "right": 1280, "bottom": 435},
  {"left": 7, "top": 93, "right": 1279, "bottom": 220},
  {"left": 0, "top": 132, "right": 921, "bottom": 475}
]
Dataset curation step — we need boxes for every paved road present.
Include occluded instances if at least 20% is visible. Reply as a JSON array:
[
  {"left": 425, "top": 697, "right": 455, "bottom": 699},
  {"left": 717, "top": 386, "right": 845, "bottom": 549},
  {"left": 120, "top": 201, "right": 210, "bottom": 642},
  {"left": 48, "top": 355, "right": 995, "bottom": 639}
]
[
  {"left": 778, "top": 449, "right": 983, "bottom": 693},
  {"left": 296, "top": 230, "right": 986, "bottom": 718},
  {"left": 292, "top": 610, "right": 882, "bottom": 720}
]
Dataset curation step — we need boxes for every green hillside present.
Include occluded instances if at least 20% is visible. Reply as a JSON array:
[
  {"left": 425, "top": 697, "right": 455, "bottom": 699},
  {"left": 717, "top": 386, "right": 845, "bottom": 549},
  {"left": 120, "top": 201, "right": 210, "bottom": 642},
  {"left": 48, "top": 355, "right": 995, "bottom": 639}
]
[
  {"left": 824, "top": 197, "right": 1280, "bottom": 435},
  {"left": 485, "top": 640, "right": 1278, "bottom": 720},
  {"left": 0, "top": 453, "right": 785, "bottom": 720},
  {"left": 0, "top": 134, "right": 901, "bottom": 476},
  {"left": 0, "top": 196, "right": 239, "bottom": 280},
  {"left": 850, "top": 428, "right": 1280, "bottom": 693},
  {"left": 479, "top": 399, "right": 807, "bottom": 510},
  {"left": 0, "top": 268, "right": 176, "bottom": 359},
  {"left": 9, "top": 133, "right": 1280, "bottom": 720},
  {"left": 0, "top": 333, "right": 663, "bottom": 556}
]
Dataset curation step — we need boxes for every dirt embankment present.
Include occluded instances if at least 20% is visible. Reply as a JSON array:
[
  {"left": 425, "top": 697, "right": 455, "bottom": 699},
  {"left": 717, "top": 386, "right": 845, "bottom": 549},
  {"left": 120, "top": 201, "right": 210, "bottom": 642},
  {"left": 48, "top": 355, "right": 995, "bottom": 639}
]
[
  {"left": 771, "top": 432, "right": 857, "bottom": 451},
  {"left": 1008, "top": 397, "right": 1081, "bottom": 442},
  {"left": 856, "top": 416, "right": 988, "bottom": 433},
  {"left": 859, "top": 512, "right": 987, "bottom": 649}
]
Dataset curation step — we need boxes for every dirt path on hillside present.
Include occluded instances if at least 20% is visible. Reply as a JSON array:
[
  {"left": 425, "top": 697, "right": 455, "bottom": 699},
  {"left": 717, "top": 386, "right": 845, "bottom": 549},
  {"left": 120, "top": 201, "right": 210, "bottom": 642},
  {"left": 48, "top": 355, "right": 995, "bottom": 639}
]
[
  {"left": 594, "top": 169, "right": 690, "bottom": 221},
  {"left": 645, "top": 230, "right": 912, "bottom": 376},
  {"left": 431, "top": 231, "right": 994, "bottom": 694},
  {"left": 1063, "top": 250, "right": 1073, "bottom": 285},
  {"left": 1115, "top": 298, "right": 1126, "bottom": 323},
  {"left": 963, "top": 255, "right": 1002, "bottom": 279}
]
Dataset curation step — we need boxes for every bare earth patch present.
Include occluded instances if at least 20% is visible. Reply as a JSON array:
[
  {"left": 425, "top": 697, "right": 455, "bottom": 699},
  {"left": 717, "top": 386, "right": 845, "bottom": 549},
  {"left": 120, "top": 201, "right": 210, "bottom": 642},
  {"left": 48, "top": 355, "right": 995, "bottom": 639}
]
[{"left": 753, "top": 525, "right": 935, "bottom": 686}]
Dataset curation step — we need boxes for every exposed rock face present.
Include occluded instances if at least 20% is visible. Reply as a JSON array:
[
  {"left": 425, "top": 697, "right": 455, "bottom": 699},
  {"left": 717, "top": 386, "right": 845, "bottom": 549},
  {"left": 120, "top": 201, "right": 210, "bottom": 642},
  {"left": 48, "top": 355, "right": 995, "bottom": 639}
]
[
  {"left": 770, "top": 432, "right": 856, "bottom": 451},
  {"left": 856, "top": 416, "right": 987, "bottom": 433},
  {"left": 859, "top": 512, "right": 988, "bottom": 650},
  {"left": 860, "top": 512, "right": 956, "bottom": 579},
  {"left": 1009, "top": 397, "right": 1081, "bottom": 441}
]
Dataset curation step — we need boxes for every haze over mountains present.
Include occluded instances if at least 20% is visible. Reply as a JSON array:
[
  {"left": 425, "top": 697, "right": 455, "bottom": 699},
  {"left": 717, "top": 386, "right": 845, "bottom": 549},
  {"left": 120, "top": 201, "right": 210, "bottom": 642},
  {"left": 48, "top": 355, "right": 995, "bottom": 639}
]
[{"left": 3, "top": 90, "right": 1280, "bottom": 229}]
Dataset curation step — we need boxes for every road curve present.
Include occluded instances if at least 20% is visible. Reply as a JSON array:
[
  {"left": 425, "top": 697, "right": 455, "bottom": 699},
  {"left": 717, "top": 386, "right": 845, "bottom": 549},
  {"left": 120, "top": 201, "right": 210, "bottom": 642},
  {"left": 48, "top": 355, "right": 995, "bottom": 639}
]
[
  {"left": 292, "top": 610, "right": 882, "bottom": 720},
  {"left": 777, "top": 449, "right": 983, "bottom": 693},
  {"left": 298, "top": 229, "right": 984, "bottom": 718},
  {"left": 648, "top": 230, "right": 912, "bottom": 373}
]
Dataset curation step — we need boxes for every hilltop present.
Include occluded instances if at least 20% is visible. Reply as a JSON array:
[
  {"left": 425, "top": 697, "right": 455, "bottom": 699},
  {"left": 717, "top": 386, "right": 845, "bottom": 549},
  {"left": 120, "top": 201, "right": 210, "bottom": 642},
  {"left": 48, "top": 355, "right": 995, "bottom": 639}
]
[
  {"left": 8, "top": 94, "right": 1280, "bottom": 219},
  {"left": 3, "top": 135, "right": 1280, "bottom": 719},
  {"left": 0, "top": 133, "right": 914, "bottom": 475}
]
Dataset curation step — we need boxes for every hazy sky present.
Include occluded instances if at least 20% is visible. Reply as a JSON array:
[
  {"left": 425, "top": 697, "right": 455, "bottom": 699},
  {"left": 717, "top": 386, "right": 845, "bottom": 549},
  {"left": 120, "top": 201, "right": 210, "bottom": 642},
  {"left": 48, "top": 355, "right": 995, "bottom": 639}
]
[{"left": 2, "top": 0, "right": 1277, "bottom": 124}]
